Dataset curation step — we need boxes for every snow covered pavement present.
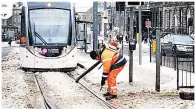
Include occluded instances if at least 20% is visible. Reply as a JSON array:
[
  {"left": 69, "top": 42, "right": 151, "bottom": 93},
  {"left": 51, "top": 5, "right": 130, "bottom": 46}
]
[
  {"left": 72, "top": 47, "right": 195, "bottom": 109},
  {"left": 1, "top": 46, "right": 194, "bottom": 109}
]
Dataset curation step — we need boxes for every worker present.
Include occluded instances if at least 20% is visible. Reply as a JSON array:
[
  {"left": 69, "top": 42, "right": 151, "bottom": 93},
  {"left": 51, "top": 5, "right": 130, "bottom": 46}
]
[{"left": 90, "top": 41, "right": 127, "bottom": 100}]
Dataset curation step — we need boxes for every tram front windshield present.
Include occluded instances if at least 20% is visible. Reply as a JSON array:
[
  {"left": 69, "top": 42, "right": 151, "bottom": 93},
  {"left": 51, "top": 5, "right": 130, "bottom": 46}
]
[{"left": 29, "top": 9, "right": 70, "bottom": 44}]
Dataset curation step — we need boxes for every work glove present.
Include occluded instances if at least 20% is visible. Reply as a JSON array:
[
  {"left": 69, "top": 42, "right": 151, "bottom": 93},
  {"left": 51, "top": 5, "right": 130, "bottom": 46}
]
[
  {"left": 101, "top": 79, "right": 106, "bottom": 86},
  {"left": 101, "top": 72, "right": 108, "bottom": 86}
]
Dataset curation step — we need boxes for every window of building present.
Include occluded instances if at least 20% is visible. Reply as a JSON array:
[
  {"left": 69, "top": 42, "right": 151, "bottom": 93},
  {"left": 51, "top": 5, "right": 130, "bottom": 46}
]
[
  {"left": 164, "top": 10, "right": 167, "bottom": 29},
  {"left": 170, "top": 10, "right": 172, "bottom": 29}
]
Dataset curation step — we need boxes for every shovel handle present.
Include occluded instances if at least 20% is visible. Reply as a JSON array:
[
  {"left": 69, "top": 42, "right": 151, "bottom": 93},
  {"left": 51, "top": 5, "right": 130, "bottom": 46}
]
[{"left": 75, "top": 61, "right": 101, "bottom": 83}]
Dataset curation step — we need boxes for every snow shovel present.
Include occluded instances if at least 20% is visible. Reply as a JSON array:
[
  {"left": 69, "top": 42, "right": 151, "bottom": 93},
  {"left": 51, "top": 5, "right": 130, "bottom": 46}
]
[
  {"left": 75, "top": 61, "right": 101, "bottom": 83},
  {"left": 77, "top": 63, "right": 87, "bottom": 70}
]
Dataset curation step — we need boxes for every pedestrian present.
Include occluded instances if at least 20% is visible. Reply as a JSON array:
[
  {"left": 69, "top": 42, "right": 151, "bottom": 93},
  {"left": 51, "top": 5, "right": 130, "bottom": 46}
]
[
  {"left": 143, "top": 32, "right": 148, "bottom": 44},
  {"left": 119, "top": 35, "right": 123, "bottom": 44},
  {"left": 116, "top": 35, "right": 119, "bottom": 41},
  {"left": 125, "top": 35, "right": 128, "bottom": 43},
  {"left": 89, "top": 41, "right": 127, "bottom": 100},
  {"left": 8, "top": 37, "right": 12, "bottom": 47}
]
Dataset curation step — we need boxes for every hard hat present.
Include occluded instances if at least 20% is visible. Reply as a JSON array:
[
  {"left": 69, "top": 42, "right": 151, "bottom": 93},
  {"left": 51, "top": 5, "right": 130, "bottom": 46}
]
[
  {"left": 90, "top": 51, "right": 98, "bottom": 59},
  {"left": 106, "top": 41, "right": 119, "bottom": 50},
  {"left": 110, "top": 41, "right": 118, "bottom": 47}
]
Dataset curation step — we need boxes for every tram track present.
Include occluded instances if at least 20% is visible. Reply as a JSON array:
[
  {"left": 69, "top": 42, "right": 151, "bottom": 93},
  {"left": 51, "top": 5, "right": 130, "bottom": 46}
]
[
  {"left": 33, "top": 70, "right": 121, "bottom": 109},
  {"left": 34, "top": 73, "right": 55, "bottom": 109},
  {"left": 66, "top": 72, "right": 119, "bottom": 109}
]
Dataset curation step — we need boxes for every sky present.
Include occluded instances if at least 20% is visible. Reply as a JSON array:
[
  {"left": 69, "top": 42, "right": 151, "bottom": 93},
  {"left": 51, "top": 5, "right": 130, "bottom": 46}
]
[
  {"left": 2, "top": 0, "right": 195, "bottom": 15},
  {"left": 0, "top": 0, "right": 94, "bottom": 18}
]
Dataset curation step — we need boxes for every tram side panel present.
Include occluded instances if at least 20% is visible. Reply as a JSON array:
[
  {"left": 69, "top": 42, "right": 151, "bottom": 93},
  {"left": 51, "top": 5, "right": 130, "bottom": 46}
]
[
  {"left": 20, "top": 47, "right": 35, "bottom": 68},
  {"left": 34, "top": 55, "right": 67, "bottom": 69},
  {"left": 32, "top": 47, "right": 77, "bottom": 69}
]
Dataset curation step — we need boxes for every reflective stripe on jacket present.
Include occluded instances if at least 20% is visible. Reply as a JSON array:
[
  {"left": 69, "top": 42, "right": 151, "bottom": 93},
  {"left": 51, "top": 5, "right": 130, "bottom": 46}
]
[
  {"left": 100, "top": 47, "right": 126, "bottom": 72},
  {"left": 98, "top": 46, "right": 127, "bottom": 73},
  {"left": 110, "top": 54, "right": 127, "bottom": 71}
]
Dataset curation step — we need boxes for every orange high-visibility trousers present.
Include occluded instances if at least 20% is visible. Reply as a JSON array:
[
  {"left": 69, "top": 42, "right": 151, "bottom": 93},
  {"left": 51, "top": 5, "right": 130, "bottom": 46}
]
[{"left": 107, "top": 65, "right": 125, "bottom": 95}]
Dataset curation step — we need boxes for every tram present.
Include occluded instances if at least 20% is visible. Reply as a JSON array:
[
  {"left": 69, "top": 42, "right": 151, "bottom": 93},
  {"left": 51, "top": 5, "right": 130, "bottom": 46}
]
[{"left": 20, "top": 2, "right": 77, "bottom": 71}]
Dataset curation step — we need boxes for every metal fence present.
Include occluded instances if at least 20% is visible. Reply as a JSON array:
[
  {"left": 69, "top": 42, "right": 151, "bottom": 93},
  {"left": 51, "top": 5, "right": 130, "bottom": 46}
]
[
  {"left": 176, "top": 45, "right": 194, "bottom": 90},
  {"left": 160, "top": 44, "right": 194, "bottom": 72},
  {"left": 151, "top": 42, "right": 194, "bottom": 90}
]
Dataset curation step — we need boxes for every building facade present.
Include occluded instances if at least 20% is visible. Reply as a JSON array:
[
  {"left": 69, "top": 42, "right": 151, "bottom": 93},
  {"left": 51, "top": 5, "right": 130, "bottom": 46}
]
[
  {"left": 12, "top": 2, "right": 22, "bottom": 33},
  {"left": 1, "top": 2, "right": 22, "bottom": 41},
  {"left": 150, "top": 2, "right": 194, "bottom": 35}
]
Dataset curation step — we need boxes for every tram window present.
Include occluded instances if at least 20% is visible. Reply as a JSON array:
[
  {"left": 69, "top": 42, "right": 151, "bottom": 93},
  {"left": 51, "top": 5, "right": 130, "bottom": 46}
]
[
  {"left": 20, "top": 6, "right": 26, "bottom": 45},
  {"left": 29, "top": 9, "right": 70, "bottom": 44}
]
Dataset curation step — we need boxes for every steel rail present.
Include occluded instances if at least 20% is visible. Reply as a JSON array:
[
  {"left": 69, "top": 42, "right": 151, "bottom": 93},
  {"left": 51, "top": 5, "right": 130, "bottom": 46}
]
[
  {"left": 67, "top": 72, "right": 120, "bottom": 109},
  {"left": 33, "top": 70, "right": 123, "bottom": 109},
  {"left": 34, "top": 74, "right": 52, "bottom": 109}
]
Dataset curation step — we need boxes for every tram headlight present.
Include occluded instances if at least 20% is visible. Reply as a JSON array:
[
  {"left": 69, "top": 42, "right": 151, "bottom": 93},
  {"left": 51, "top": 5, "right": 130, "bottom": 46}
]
[
  {"left": 47, "top": 3, "right": 51, "bottom": 7},
  {"left": 35, "top": 47, "right": 42, "bottom": 54},
  {"left": 35, "top": 47, "right": 38, "bottom": 51},
  {"left": 63, "top": 47, "right": 67, "bottom": 52},
  {"left": 61, "top": 47, "right": 67, "bottom": 54},
  {"left": 38, "top": 48, "right": 42, "bottom": 54}
]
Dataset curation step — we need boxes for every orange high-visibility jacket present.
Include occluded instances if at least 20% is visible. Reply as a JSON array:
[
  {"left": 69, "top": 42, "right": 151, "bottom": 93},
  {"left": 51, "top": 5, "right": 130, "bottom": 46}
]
[{"left": 99, "top": 47, "right": 127, "bottom": 73}]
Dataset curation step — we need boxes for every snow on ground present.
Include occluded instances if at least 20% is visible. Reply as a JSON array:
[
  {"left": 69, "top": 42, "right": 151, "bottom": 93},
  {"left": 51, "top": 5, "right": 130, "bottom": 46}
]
[
  {"left": 75, "top": 43, "right": 194, "bottom": 91},
  {"left": 2, "top": 47, "right": 44, "bottom": 109},
  {"left": 2, "top": 44, "right": 194, "bottom": 109},
  {"left": 1, "top": 47, "right": 110, "bottom": 109},
  {"left": 72, "top": 43, "right": 195, "bottom": 109},
  {"left": 35, "top": 72, "right": 109, "bottom": 109},
  {"left": 1, "top": 41, "right": 20, "bottom": 48}
]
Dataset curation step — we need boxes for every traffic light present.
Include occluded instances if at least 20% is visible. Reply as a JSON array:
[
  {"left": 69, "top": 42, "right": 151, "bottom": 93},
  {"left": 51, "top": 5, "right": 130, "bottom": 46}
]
[
  {"left": 116, "top": 2, "right": 125, "bottom": 11},
  {"left": 128, "top": 2, "right": 144, "bottom": 5}
]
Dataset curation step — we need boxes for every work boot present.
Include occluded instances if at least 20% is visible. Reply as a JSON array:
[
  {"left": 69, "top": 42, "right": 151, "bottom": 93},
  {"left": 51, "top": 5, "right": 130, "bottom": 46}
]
[
  {"left": 103, "top": 92, "right": 111, "bottom": 97},
  {"left": 105, "top": 95, "right": 117, "bottom": 100}
]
